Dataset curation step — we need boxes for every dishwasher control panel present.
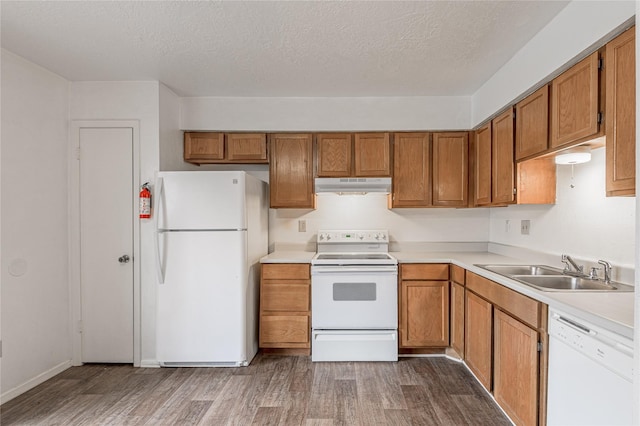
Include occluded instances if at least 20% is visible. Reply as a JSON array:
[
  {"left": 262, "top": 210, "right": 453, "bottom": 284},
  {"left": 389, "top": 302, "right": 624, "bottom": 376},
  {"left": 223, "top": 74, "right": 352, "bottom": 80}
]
[{"left": 549, "top": 309, "right": 633, "bottom": 381}]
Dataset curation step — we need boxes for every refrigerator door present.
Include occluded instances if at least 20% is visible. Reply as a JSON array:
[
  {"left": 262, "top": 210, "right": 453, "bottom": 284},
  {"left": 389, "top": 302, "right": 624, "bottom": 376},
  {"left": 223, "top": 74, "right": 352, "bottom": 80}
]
[
  {"left": 157, "top": 230, "right": 251, "bottom": 366},
  {"left": 157, "top": 171, "right": 246, "bottom": 230}
]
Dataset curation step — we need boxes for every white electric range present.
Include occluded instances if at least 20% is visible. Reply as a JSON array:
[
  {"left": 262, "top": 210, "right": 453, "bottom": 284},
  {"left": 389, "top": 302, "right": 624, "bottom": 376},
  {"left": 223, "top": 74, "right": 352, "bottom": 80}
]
[{"left": 310, "top": 230, "right": 398, "bottom": 362}]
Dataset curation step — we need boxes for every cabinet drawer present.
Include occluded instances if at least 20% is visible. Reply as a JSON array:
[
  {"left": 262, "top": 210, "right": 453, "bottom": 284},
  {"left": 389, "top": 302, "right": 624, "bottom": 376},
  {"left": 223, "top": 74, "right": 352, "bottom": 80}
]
[
  {"left": 260, "top": 315, "right": 309, "bottom": 346},
  {"left": 261, "top": 281, "right": 309, "bottom": 312},
  {"left": 401, "top": 263, "right": 449, "bottom": 280},
  {"left": 451, "top": 265, "right": 465, "bottom": 285},
  {"left": 262, "top": 263, "right": 310, "bottom": 280},
  {"left": 466, "top": 272, "right": 542, "bottom": 329}
]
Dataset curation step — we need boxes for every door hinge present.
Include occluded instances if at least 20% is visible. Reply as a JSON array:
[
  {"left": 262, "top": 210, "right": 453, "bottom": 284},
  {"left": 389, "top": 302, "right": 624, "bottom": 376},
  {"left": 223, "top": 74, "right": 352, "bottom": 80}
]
[
  {"left": 537, "top": 341, "right": 543, "bottom": 352},
  {"left": 597, "top": 112, "right": 604, "bottom": 124}
]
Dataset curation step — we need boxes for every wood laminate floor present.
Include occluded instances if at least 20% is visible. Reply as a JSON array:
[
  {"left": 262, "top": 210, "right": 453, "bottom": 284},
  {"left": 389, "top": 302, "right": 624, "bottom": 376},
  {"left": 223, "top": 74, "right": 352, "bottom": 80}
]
[{"left": 1, "top": 354, "right": 511, "bottom": 425}]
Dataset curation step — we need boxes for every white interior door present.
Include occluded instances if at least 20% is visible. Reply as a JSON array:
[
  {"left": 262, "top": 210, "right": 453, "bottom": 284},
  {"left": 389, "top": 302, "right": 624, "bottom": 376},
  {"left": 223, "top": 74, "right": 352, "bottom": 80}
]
[{"left": 79, "top": 127, "right": 134, "bottom": 363}]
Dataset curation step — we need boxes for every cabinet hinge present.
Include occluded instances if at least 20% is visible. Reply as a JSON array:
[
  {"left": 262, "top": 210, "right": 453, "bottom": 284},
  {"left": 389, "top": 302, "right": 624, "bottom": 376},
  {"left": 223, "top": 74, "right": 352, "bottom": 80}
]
[
  {"left": 537, "top": 342, "right": 543, "bottom": 352},
  {"left": 597, "top": 112, "right": 604, "bottom": 124},
  {"left": 512, "top": 110, "right": 516, "bottom": 120},
  {"left": 512, "top": 188, "right": 517, "bottom": 195},
  {"left": 598, "top": 57, "right": 604, "bottom": 70}
]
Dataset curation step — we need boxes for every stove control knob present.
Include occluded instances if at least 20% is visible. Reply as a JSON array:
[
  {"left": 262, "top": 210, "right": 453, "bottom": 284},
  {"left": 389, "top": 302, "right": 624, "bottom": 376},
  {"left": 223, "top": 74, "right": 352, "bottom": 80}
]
[
  {"left": 319, "top": 233, "right": 326, "bottom": 241},
  {"left": 374, "top": 233, "right": 380, "bottom": 240},
  {"left": 326, "top": 234, "right": 332, "bottom": 240},
  {"left": 358, "top": 233, "right": 364, "bottom": 240}
]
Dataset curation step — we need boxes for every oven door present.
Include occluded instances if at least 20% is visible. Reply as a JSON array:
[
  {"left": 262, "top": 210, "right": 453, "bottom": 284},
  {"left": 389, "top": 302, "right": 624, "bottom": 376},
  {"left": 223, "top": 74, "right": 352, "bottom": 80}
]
[{"left": 311, "top": 266, "right": 397, "bottom": 329}]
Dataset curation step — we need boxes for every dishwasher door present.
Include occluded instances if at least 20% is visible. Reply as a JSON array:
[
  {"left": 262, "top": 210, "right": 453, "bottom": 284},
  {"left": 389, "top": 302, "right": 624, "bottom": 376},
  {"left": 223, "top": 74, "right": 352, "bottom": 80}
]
[{"left": 547, "top": 309, "right": 633, "bottom": 426}]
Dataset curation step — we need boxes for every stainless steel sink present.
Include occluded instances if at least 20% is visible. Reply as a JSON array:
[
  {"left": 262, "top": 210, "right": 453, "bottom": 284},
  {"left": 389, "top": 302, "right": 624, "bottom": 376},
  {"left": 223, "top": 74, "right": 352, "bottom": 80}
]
[
  {"left": 476, "top": 264, "right": 563, "bottom": 276},
  {"left": 512, "top": 275, "right": 634, "bottom": 292},
  {"left": 474, "top": 264, "right": 634, "bottom": 292}
]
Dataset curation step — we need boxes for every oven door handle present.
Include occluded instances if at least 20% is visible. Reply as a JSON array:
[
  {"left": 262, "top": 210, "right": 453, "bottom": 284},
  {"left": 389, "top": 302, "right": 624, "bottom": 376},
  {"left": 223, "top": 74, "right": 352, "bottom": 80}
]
[{"left": 311, "top": 266, "right": 398, "bottom": 274}]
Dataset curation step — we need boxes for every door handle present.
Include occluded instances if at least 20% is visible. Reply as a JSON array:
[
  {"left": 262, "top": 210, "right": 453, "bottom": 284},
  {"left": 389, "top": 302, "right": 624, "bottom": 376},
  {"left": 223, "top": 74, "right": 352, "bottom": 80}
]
[{"left": 118, "top": 255, "right": 130, "bottom": 264}]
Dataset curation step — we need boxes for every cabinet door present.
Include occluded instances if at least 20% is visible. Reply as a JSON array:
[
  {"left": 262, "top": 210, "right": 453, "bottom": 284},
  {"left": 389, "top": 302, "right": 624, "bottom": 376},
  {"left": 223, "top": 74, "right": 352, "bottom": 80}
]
[
  {"left": 450, "top": 281, "right": 465, "bottom": 357},
  {"left": 465, "top": 291, "right": 492, "bottom": 390},
  {"left": 269, "top": 134, "right": 314, "bottom": 208},
  {"left": 354, "top": 133, "right": 391, "bottom": 177},
  {"left": 226, "top": 133, "right": 268, "bottom": 162},
  {"left": 400, "top": 280, "right": 449, "bottom": 347},
  {"left": 516, "top": 85, "right": 549, "bottom": 160},
  {"left": 494, "top": 309, "right": 539, "bottom": 426},
  {"left": 606, "top": 27, "right": 636, "bottom": 196},
  {"left": 392, "top": 133, "right": 430, "bottom": 207},
  {"left": 473, "top": 124, "right": 492, "bottom": 206},
  {"left": 316, "top": 133, "right": 352, "bottom": 177},
  {"left": 432, "top": 132, "right": 468, "bottom": 207},
  {"left": 551, "top": 52, "right": 600, "bottom": 148},
  {"left": 492, "top": 109, "right": 515, "bottom": 205},
  {"left": 184, "top": 132, "right": 224, "bottom": 162}
]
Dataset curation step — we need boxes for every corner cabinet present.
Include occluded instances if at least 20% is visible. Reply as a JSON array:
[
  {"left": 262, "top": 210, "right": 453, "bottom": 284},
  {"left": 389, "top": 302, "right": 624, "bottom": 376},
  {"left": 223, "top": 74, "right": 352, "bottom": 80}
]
[
  {"left": 269, "top": 134, "right": 315, "bottom": 209},
  {"left": 492, "top": 108, "right": 516, "bottom": 205},
  {"left": 550, "top": 51, "right": 602, "bottom": 148},
  {"left": 259, "top": 263, "right": 311, "bottom": 353},
  {"left": 449, "top": 265, "right": 465, "bottom": 358},
  {"left": 399, "top": 264, "right": 450, "bottom": 350},
  {"left": 606, "top": 27, "right": 636, "bottom": 197},
  {"left": 472, "top": 124, "right": 492, "bottom": 206}
]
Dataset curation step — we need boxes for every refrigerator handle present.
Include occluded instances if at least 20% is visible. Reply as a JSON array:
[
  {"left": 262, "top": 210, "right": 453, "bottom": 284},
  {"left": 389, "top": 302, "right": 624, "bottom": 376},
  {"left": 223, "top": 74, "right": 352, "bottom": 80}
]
[{"left": 154, "top": 177, "right": 166, "bottom": 284}]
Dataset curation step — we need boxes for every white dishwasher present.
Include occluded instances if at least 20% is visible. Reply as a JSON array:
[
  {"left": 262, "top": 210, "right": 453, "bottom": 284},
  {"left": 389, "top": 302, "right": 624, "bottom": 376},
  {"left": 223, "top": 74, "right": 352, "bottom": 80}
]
[{"left": 547, "top": 308, "right": 633, "bottom": 426}]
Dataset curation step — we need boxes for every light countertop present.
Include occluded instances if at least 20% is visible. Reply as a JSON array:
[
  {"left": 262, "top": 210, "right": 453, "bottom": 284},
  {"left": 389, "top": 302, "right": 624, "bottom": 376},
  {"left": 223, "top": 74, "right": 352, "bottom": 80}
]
[{"left": 260, "top": 249, "right": 635, "bottom": 339}]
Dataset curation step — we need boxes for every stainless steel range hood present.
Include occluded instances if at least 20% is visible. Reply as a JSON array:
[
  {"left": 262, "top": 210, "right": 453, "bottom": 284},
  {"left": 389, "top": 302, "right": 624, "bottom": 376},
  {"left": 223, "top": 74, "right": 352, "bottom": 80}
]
[{"left": 314, "top": 177, "right": 392, "bottom": 194}]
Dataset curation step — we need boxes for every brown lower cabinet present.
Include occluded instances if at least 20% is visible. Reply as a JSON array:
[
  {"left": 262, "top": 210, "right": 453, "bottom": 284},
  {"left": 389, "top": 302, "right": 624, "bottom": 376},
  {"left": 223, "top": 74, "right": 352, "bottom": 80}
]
[
  {"left": 465, "top": 271, "right": 548, "bottom": 426},
  {"left": 259, "top": 263, "right": 311, "bottom": 352},
  {"left": 449, "top": 265, "right": 465, "bottom": 357}
]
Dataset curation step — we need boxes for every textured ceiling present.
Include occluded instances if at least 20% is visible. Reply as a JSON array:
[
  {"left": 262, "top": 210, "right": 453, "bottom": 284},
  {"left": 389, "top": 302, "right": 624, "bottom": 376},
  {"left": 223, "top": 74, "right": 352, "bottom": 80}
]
[{"left": 1, "top": 1, "right": 570, "bottom": 97}]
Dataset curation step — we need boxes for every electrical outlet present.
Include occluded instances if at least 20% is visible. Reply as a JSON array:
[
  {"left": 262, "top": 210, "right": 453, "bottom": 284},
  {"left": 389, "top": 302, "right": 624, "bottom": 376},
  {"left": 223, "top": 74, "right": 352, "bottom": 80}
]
[
  {"left": 521, "top": 220, "right": 530, "bottom": 235},
  {"left": 298, "top": 220, "right": 306, "bottom": 232}
]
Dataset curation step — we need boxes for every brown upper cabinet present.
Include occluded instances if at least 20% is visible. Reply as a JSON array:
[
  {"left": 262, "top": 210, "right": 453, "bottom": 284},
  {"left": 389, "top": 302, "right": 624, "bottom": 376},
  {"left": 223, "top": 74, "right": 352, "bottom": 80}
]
[
  {"left": 606, "top": 27, "right": 636, "bottom": 197},
  {"left": 550, "top": 51, "right": 602, "bottom": 148},
  {"left": 392, "top": 133, "right": 431, "bottom": 207},
  {"left": 184, "top": 132, "right": 268, "bottom": 164},
  {"left": 432, "top": 132, "right": 469, "bottom": 207},
  {"left": 515, "top": 85, "right": 550, "bottom": 160},
  {"left": 354, "top": 133, "right": 392, "bottom": 177},
  {"left": 316, "top": 132, "right": 391, "bottom": 177},
  {"left": 472, "top": 124, "right": 492, "bottom": 206},
  {"left": 269, "top": 134, "right": 315, "bottom": 209},
  {"left": 491, "top": 108, "right": 516, "bottom": 205}
]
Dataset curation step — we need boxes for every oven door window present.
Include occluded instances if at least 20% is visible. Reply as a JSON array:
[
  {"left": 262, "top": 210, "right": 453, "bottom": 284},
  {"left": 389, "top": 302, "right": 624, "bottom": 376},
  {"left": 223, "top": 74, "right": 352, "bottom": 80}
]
[{"left": 333, "top": 282, "right": 376, "bottom": 301}]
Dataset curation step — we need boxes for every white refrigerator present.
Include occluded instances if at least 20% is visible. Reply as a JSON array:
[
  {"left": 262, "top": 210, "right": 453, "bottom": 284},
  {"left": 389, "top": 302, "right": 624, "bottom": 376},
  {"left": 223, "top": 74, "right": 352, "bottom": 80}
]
[{"left": 155, "top": 171, "right": 268, "bottom": 367}]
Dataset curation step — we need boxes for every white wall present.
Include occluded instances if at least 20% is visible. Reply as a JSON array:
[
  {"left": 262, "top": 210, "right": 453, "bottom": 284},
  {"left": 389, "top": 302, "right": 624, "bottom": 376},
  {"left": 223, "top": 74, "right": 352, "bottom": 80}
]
[
  {"left": 159, "top": 83, "right": 182, "bottom": 172},
  {"left": 180, "top": 96, "right": 471, "bottom": 131},
  {"left": 1, "top": 50, "right": 71, "bottom": 401},
  {"left": 472, "top": 0, "right": 635, "bottom": 126},
  {"left": 269, "top": 194, "right": 490, "bottom": 250},
  {"left": 69, "top": 81, "right": 160, "bottom": 366},
  {"left": 489, "top": 148, "right": 635, "bottom": 271}
]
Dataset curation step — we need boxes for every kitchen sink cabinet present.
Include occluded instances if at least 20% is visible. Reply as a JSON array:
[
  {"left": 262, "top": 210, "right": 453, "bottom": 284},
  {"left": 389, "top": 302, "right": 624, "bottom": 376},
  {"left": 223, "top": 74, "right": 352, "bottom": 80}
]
[
  {"left": 606, "top": 27, "right": 636, "bottom": 197},
  {"left": 449, "top": 265, "right": 465, "bottom": 358},
  {"left": 492, "top": 108, "right": 516, "bottom": 205},
  {"left": 259, "top": 263, "right": 311, "bottom": 353},
  {"left": 515, "top": 85, "right": 549, "bottom": 160},
  {"left": 316, "top": 133, "right": 353, "bottom": 177},
  {"left": 269, "top": 133, "right": 315, "bottom": 209},
  {"left": 392, "top": 133, "right": 431, "bottom": 207},
  {"left": 550, "top": 51, "right": 603, "bottom": 148},
  {"left": 465, "top": 271, "right": 548, "bottom": 426},
  {"left": 354, "top": 133, "right": 392, "bottom": 177},
  {"left": 432, "top": 132, "right": 469, "bottom": 207},
  {"left": 184, "top": 132, "right": 268, "bottom": 164},
  {"left": 399, "top": 264, "right": 450, "bottom": 349}
]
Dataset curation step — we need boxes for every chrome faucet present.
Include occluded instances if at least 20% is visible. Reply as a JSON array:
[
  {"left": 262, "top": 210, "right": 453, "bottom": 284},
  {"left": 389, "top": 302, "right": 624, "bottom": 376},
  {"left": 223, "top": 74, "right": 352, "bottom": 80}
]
[
  {"left": 561, "top": 254, "right": 584, "bottom": 276},
  {"left": 597, "top": 260, "right": 612, "bottom": 284}
]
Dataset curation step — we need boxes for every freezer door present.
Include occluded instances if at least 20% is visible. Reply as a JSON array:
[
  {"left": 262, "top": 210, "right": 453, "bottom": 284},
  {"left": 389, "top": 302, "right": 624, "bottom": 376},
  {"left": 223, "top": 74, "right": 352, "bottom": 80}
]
[
  {"left": 157, "top": 230, "right": 253, "bottom": 365},
  {"left": 157, "top": 171, "right": 246, "bottom": 230}
]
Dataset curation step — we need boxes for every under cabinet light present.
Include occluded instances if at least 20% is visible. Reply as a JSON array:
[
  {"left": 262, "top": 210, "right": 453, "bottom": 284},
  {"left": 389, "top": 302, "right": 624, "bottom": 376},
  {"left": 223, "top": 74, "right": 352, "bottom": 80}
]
[{"left": 555, "top": 146, "right": 592, "bottom": 165}]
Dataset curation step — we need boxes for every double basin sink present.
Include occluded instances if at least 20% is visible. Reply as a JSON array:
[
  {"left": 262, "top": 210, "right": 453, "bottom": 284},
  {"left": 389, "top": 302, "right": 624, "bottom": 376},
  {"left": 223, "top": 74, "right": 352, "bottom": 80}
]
[{"left": 475, "top": 264, "right": 634, "bottom": 292}]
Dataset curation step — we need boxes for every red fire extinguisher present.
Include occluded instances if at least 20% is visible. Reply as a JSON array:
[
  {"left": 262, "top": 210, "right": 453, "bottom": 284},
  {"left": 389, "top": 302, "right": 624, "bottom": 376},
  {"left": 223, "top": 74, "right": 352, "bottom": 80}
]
[{"left": 139, "top": 183, "right": 151, "bottom": 219}]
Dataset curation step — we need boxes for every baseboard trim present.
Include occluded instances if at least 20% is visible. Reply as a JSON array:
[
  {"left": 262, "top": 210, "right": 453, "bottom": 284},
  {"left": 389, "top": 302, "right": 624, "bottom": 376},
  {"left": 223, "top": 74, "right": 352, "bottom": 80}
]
[
  {"left": 140, "top": 359, "right": 161, "bottom": 368},
  {"left": 1, "top": 360, "right": 73, "bottom": 404}
]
